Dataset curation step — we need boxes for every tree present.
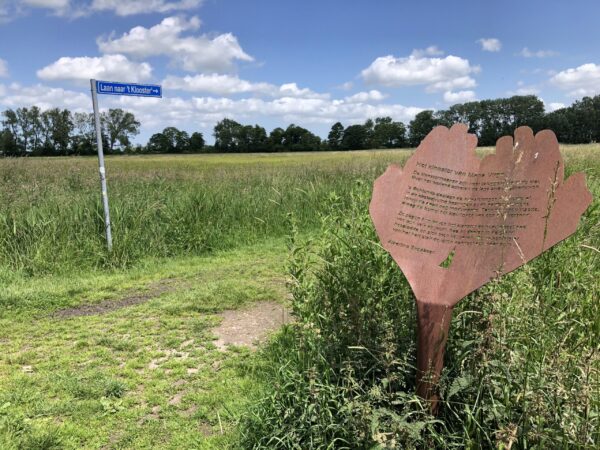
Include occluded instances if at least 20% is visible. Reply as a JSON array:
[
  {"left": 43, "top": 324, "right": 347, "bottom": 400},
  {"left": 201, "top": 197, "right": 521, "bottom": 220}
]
[
  {"left": 504, "top": 95, "right": 545, "bottom": 134},
  {"left": 435, "top": 102, "right": 482, "bottom": 135},
  {"left": 1, "top": 109, "right": 24, "bottom": 155},
  {"left": 372, "top": 117, "right": 407, "bottom": 148},
  {"left": 567, "top": 96, "right": 600, "bottom": 143},
  {"left": 22, "top": 106, "right": 43, "bottom": 154},
  {"left": 214, "top": 118, "right": 243, "bottom": 152},
  {"left": 237, "top": 125, "right": 268, "bottom": 152},
  {"left": 39, "top": 108, "right": 73, "bottom": 156},
  {"left": 101, "top": 108, "right": 140, "bottom": 153},
  {"left": 146, "top": 127, "right": 191, "bottom": 153},
  {"left": 72, "top": 112, "right": 96, "bottom": 155},
  {"left": 267, "top": 127, "right": 285, "bottom": 152},
  {"left": 214, "top": 120, "right": 319, "bottom": 153},
  {"left": 213, "top": 119, "right": 269, "bottom": 152},
  {"left": 251, "top": 125, "right": 268, "bottom": 151},
  {"left": 476, "top": 99, "right": 502, "bottom": 146},
  {"left": 542, "top": 96, "right": 600, "bottom": 144},
  {"left": 1, "top": 107, "right": 44, "bottom": 154},
  {"left": 282, "top": 124, "right": 321, "bottom": 151},
  {"left": 189, "top": 132, "right": 205, "bottom": 152},
  {"left": 435, "top": 96, "right": 545, "bottom": 146},
  {"left": 341, "top": 124, "right": 368, "bottom": 150},
  {"left": 170, "top": 127, "right": 191, "bottom": 153},
  {"left": 0, "top": 129, "right": 19, "bottom": 156},
  {"left": 327, "top": 122, "right": 344, "bottom": 149},
  {"left": 363, "top": 119, "right": 375, "bottom": 148},
  {"left": 146, "top": 132, "right": 168, "bottom": 153},
  {"left": 409, "top": 110, "right": 438, "bottom": 147}
]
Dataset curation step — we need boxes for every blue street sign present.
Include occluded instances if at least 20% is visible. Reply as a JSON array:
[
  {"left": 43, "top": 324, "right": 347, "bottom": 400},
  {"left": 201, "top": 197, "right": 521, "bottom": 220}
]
[{"left": 95, "top": 80, "right": 162, "bottom": 98}]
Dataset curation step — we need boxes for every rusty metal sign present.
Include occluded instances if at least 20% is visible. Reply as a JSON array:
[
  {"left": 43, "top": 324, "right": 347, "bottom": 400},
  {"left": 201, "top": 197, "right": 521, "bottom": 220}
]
[{"left": 369, "top": 124, "right": 592, "bottom": 412}]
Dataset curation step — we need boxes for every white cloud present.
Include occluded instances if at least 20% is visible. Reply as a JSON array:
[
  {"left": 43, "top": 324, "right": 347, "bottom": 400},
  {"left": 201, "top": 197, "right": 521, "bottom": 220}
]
[
  {"left": 443, "top": 90, "right": 476, "bottom": 103},
  {"left": 0, "top": 4, "right": 9, "bottom": 22},
  {"left": 23, "top": 0, "right": 69, "bottom": 8},
  {"left": 98, "top": 16, "right": 252, "bottom": 72},
  {"left": 344, "top": 90, "right": 387, "bottom": 103},
  {"left": 0, "top": 0, "right": 74, "bottom": 19},
  {"left": 0, "top": 82, "right": 90, "bottom": 111},
  {"left": 0, "top": 0, "right": 82, "bottom": 19},
  {"left": 162, "top": 74, "right": 329, "bottom": 99},
  {"left": 546, "top": 102, "right": 565, "bottom": 112},
  {"left": 520, "top": 68, "right": 547, "bottom": 75},
  {"left": 426, "top": 76, "right": 477, "bottom": 93},
  {"left": 361, "top": 50, "right": 479, "bottom": 94},
  {"left": 337, "top": 81, "right": 354, "bottom": 91},
  {"left": 477, "top": 38, "right": 501, "bottom": 52},
  {"left": 518, "top": 47, "right": 558, "bottom": 58},
  {"left": 509, "top": 87, "right": 540, "bottom": 96},
  {"left": 0, "top": 81, "right": 425, "bottom": 136},
  {"left": 90, "top": 93, "right": 424, "bottom": 135},
  {"left": 2, "top": 0, "right": 201, "bottom": 18},
  {"left": 278, "top": 83, "right": 329, "bottom": 99},
  {"left": 163, "top": 74, "right": 273, "bottom": 96},
  {"left": 98, "top": 16, "right": 202, "bottom": 58},
  {"left": 0, "top": 58, "right": 8, "bottom": 77},
  {"left": 90, "top": 0, "right": 202, "bottom": 16},
  {"left": 37, "top": 54, "right": 153, "bottom": 84},
  {"left": 507, "top": 81, "right": 540, "bottom": 96},
  {"left": 183, "top": 96, "right": 423, "bottom": 125},
  {"left": 411, "top": 46, "right": 444, "bottom": 57},
  {"left": 550, "top": 63, "right": 600, "bottom": 97}
]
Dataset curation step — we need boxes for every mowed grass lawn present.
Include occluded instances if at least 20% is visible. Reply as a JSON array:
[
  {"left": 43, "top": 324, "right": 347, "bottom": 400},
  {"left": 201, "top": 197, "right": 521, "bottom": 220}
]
[{"left": 0, "top": 144, "right": 598, "bottom": 448}]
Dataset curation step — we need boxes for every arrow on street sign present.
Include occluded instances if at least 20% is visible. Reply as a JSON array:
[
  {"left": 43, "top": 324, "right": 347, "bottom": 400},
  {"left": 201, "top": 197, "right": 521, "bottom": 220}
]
[{"left": 95, "top": 80, "right": 162, "bottom": 98}]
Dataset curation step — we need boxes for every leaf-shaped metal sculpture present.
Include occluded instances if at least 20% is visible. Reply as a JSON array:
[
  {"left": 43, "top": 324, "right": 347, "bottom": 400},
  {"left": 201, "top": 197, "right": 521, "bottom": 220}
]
[{"left": 369, "top": 124, "right": 592, "bottom": 413}]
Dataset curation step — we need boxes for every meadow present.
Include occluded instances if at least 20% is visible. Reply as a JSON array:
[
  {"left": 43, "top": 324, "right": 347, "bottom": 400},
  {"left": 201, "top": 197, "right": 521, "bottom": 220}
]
[
  {"left": 0, "top": 144, "right": 598, "bottom": 448},
  {"left": 0, "top": 150, "right": 408, "bottom": 277}
]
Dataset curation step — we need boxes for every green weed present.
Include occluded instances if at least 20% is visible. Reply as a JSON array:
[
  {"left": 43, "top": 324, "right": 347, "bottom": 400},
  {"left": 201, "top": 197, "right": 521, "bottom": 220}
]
[{"left": 241, "top": 169, "right": 599, "bottom": 448}]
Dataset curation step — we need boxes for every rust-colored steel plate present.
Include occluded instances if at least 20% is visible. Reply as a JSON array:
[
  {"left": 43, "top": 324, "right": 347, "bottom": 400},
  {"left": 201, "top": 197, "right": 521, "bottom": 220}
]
[{"left": 369, "top": 124, "right": 592, "bottom": 412}]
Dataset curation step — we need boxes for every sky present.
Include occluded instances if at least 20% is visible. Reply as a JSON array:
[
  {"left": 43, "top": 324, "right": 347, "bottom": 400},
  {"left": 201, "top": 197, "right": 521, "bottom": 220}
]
[{"left": 0, "top": 0, "right": 599, "bottom": 143}]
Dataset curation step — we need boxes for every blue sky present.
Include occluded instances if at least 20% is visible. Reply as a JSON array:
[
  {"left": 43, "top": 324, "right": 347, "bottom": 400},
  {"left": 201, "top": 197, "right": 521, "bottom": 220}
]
[{"left": 1, "top": 0, "right": 599, "bottom": 143}]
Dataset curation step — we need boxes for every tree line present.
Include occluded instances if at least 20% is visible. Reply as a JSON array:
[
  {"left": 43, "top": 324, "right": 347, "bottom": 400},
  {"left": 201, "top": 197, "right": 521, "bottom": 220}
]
[
  {"left": 2, "top": 94, "right": 600, "bottom": 156},
  {"left": 0, "top": 107, "right": 145, "bottom": 156},
  {"left": 326, "top": 94, "right": 600, "bottom": 149},
  {"left": 420, "top": 94, "right": 600, "bottom": 146}
]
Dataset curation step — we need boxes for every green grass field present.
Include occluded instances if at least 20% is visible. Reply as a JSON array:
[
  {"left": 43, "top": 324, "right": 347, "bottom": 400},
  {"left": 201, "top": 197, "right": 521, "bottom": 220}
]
[{"left": 0, "top": 145, "right": 598, "bottom": 448}]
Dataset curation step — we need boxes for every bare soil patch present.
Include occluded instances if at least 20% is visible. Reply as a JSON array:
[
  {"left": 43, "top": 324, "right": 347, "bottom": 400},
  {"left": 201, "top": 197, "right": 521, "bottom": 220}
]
[
  {"left": 52, "top": 279, "right": 179, "bottom": 319},
  {"left": 212, "top": 301, "right": 291, "bottom": 350}
]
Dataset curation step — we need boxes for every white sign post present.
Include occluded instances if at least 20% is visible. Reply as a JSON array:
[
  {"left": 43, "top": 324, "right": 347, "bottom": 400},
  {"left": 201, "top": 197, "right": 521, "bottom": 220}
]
[{"left": 90, "top": 79, "right": 162, "bottom": 252}]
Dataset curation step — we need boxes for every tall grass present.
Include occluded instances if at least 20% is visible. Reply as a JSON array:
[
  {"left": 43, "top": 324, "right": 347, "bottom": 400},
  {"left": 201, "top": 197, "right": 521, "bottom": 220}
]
[
  {"left": 2, "top": 147, "right": 596, "bottom": 278},
  {"left": 0, "top": 151, "right": 407, "bottom": 276},
  {"left": 240, "top": 155, "right": 599, "bottom": 448}
]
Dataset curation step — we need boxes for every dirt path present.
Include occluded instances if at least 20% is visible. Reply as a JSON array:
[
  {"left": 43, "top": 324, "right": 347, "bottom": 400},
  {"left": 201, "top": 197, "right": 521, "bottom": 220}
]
[
  {"left": 52, "top": 279, "right": 179, "bottom": 318},
  {"left": 52, "top": 279, "right": 292, "bottom": 350},
  {"left": 212, "top": 301, "right": 292, "bottom": 350}
]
